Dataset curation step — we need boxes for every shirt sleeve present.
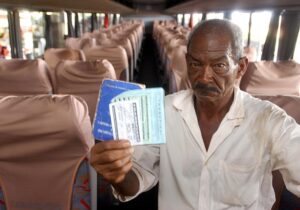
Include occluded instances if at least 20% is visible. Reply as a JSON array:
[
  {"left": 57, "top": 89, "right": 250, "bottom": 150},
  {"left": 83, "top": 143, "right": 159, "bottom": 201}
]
[
  {"left": 269, "top": 109, "right": 300, "bottom": 198},
  {"left": 112, "top": 144, "right": 160, "bottom": 202}
]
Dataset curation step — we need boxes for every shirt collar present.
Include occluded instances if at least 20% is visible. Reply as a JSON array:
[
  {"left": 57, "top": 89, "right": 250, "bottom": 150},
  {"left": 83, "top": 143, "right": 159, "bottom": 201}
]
[{"left": 172, "top": 87, "right": 245, "bottom": 120}]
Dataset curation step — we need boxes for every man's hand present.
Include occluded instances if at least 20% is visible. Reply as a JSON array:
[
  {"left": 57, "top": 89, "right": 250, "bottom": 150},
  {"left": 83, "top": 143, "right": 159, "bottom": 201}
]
[{"left": 90, "top": 140, "right": 134, "bottom": 184}]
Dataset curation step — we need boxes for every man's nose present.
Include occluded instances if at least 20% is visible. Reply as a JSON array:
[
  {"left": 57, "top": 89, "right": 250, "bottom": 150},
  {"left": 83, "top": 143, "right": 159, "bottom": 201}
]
[{"left": 200, "top": 65, "right": 214, "bottom": 81}]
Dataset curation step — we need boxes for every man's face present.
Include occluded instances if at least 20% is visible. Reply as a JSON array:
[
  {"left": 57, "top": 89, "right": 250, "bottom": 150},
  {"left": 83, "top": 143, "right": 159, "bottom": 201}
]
[{"left": 186, "top": 33, "right": 241, "bottom": 103}]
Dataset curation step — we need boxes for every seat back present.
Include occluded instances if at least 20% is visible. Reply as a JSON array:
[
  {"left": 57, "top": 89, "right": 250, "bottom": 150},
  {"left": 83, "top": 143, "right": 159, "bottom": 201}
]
[
  {"left": 0, "top": 95, "right": 94, "bottom": 210},
  {"left": 168, "top": 45, "right": 190, "bottom": 93},
  {"left": 53, "top": 60, "right": 116, "bottom": 122},
  {"left": 0, "top": 59, "right": 52, "bottom": 96},
  {"left": 84, "top": 46, "right": 129, "bottom": 81},
  {"left": 240, "top": 60, "right": 300, "bottom": 96},
  {"left": 44, "top": 48, "right": 86, "bottom": 72},
  {"left": 257, "top": 95, "right": 300, "bottom": 123}
]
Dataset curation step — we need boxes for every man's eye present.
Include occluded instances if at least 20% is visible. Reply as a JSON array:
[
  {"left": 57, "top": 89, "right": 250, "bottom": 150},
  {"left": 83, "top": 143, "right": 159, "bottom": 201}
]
[
  {"left": 190, "top": 62, "right": 201, "bottom": 68},
  {"left": 212, "top": 63, "right": 228, "bottom": 73},
  {"left": 214, "top": 63, "right": 226, "bottom": 68}
]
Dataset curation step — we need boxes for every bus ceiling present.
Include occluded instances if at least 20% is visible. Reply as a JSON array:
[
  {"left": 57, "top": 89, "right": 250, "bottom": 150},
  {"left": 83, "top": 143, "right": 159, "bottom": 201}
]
[
  {"left": 165, "top": 0, "right": 300, "bottom": 14},
  {"left": 0, "top": 0, "right": 299, "bottom": 14},
  {"left": 0, "top": 0, "right": 134, "bottom": 14}
]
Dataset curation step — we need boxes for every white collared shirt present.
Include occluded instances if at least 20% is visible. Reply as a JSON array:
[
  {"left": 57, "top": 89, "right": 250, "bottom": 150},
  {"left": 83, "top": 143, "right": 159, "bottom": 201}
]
[{"left": 115, "top": 88, "right": 300, "bottom": 210}]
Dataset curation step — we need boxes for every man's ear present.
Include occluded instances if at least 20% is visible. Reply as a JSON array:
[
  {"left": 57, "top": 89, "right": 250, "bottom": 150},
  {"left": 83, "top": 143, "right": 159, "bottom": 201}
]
[{"left": 236, "top": 56, "right": 248, "bottom": 79}]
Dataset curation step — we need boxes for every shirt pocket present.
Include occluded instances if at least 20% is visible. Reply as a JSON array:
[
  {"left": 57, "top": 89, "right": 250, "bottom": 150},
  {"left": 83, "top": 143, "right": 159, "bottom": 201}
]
[{"left": 216, "top": 160, "right": 260, "bottom": 207}]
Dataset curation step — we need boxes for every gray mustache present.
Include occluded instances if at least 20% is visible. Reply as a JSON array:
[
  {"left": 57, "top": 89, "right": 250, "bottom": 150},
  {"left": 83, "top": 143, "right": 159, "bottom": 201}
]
[{"left": 193, "top": 82, "right": 220, "bottom": 93}]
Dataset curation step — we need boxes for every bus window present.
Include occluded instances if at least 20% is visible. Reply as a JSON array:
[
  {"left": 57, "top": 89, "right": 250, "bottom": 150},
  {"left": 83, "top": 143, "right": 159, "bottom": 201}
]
[
  {"left": 273, "top": 15, "right": 282, "bottom": 61},
  {"left": 77, "top": 13, "right": 84, "bottom": 35},
  {"left": 116, "top": 14, "right": 121, "bottom": 25},
  {"left": 250, "top": 11, "right": 272, "bottom": 61},
  {"left": 0, "top": 9, "right": 11, "bottom": 59},
  {"left": 193, "top": 13, "right": 202, "bottom": 25},
  {"left": 293, "top": 28, "right": 300, "bottom": 62},
  {"left": 19, "top": 11, "right": 46, "bottom": 59},
  {"left": 177, "top": 14, "right": 183, "bottom": 24},
  {"left": 231, "top": 11, "right": 251, "bottom": 47},
  {"left": 183, "top": 14, "right": 191, "bottom": 27},
  {"left": 83, "top": 13, "right": 92, "bottom": 32},
  {"left": 206, "top": 12, "right": 224, "bottom": 20}
]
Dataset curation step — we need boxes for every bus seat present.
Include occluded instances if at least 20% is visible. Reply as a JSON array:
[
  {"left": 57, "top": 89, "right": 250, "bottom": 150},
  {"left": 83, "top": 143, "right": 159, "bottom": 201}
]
[
  {"left": 44, "top": 48, "right": 86, "bottom": 72},
  {"left": 0, "top": 94, "right": 95, "bottom": 210},
  {"left": 240, "top": 60, "right": 300, "bottom": 96},
  {"left": 256, "top": 95, "right": 300, "bottom": 210},
  {"left": 53, "top": 60, "right": 116, "bottom": 122},
  {"left": 65, "top": 37, "right": 96, "bottom": 50},
  {"left": 84, "top": 46, "right": 129, "bottom": 81},
  {"left": 0, "top": 59, "right": 53, "bottom": 96},
  {"left": 168, "top": 45, "right": 190, "bottom": 93},
  {"left": 97, "top": 37, "right": 134, "bottom": 80}
]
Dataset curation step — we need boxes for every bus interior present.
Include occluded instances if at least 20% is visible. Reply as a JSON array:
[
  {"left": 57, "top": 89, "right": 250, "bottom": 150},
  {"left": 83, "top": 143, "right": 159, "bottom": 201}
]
[{"left": 0, "top": 0, "right": 299, "bottom": 210}]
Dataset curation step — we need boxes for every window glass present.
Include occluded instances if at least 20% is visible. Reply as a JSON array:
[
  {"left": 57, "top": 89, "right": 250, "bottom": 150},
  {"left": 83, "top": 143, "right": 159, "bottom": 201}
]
[
  {"left": 183, "top": 14, "right": 191, "bottom": 27},
  {"left": 206, "top": 12, "right": 224, "bottom": 20},
  {"left": 293, "top": 28, "right": 300, "bottom": 62},
  {"left": 273, "top": 15, "right": 282, "bottom": 61},
  {"left": 0, "top": 9, "right": 11, "bottom": 59},
  {"left": 250, "top": 11, "right": 272, "bottom": 60},
  {"left": 99, "top": 13, "right": 105, "bottom": 28},
  {"left": 193, "top": 13, "right": 202, "bottom": 25},
  {"left": 177, "top": 14, "right": 183, "bottom": 25},
  {"left": 83, "top": 13, "right": 92, "bottom": 32},
  {"left": 231, "top": 11, "right": 251, "bottom": 47},
  {"left": 116, "top": 14, "right": 120, "bottom": 25},
  {"left": 79, "top": 13, "right": 84, "bottom": 35},
  {"left": 250, "top": 11, "right": 272, "bottom": 61},
  {"left": 19, "top": 11, "right": 46, "bottom": 59}
]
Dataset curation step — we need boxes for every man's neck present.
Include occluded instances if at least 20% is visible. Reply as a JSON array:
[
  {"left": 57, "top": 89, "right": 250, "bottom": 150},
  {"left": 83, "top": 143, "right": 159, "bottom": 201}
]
[{"left": 194, "top": 91, "right": 234, "bottom": 123}]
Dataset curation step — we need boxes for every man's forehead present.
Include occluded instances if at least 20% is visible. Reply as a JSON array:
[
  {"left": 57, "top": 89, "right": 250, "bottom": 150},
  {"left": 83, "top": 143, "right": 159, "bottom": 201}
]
[
  {"left": 188, "top": 46, "right": 234, "bottom": 59},
  {"left": 188, "top": 34, "right": 233, "bottom": 55}
]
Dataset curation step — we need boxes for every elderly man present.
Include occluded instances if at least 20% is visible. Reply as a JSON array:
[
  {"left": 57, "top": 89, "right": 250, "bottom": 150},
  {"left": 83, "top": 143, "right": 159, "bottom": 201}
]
[{"left": 90, "top": 19, "right": 300, "bottom": 209}]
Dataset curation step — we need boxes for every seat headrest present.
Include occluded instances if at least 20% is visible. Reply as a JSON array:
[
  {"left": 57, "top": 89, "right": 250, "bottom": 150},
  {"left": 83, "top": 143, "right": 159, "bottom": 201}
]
[
  {"left": 240, "top": 60, "right": 300, "bottom": 96},
  {"left": 54, "top": 60, "right": 116, "bottom": 94},
  {"left": 0, "top": 59, "right": 52, "bottom": 96},
  {"left": 84, "top": 46, "right": 128, "bottom": 79},
  {"left": 44, "top": 48, "right": 86, "bottom": 70}
]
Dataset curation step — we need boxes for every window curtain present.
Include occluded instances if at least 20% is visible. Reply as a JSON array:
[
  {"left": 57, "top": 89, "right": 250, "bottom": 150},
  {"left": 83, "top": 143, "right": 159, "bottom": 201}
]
[
  {"left": 261, "top": 10, "right": 281, "bottom": 60},
  {"left": 277, "top": 10, "right": 300, "bottom": 60}
]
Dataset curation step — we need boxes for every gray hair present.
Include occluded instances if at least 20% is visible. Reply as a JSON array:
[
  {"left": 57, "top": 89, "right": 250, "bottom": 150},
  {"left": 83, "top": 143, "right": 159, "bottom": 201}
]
[{"left": 187, "top": 19, "right": 243, "bottom": 61}]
